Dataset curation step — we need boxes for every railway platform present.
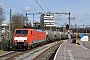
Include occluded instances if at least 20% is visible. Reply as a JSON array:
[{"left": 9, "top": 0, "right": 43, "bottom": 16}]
[{"left": 54, "top": 40, "right": 90, "bottom": 60}]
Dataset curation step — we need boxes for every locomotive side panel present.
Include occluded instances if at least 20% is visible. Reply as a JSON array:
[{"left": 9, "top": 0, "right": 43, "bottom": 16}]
[
  {"left": 27, "top": 29, "right": 33, "bottom": 46},
  {"left": 31, "top": 30, "right": 46, "bottom": 44}
]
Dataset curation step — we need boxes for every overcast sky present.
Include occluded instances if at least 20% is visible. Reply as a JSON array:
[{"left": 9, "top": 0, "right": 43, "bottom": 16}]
[{"left": 0, "top": 0, "right": 90, "bottom": 26}]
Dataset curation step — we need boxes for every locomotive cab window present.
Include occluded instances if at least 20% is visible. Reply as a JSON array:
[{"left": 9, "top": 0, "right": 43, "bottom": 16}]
[{"left": 16, "top": 30, "right": 28, "bottom": 34}]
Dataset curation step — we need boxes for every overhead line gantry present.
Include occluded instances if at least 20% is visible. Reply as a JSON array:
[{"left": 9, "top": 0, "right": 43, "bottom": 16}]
[{"left": 26, "top": 12, "right": 71, "bottom": 42}]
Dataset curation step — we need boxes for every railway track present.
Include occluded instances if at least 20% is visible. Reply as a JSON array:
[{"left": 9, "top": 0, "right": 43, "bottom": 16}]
[
  {"left": 0, "top": 51, "right": 21, "bottom": 60},
  {"left": 0, "top": 45, "right": 40, "bottom": 60},
  {"left": 15, "top": 41, "right": 62, "bottom": 60},
  {"left": 0, "top": 40, "right": 64, "bottom": 60},
  {"left": 0, "top": 46, "right": 41, "bottom": 60},
  {"left": 33, "top": 40, "right": 63, "bottom": 60}
]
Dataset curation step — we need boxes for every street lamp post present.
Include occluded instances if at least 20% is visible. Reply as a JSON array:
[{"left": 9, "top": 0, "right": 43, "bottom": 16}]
[
  {"left": 33, "top": 14, "right": 34, "bottom": 28},
  {"left": 49, "top": 12, "right": 51, "bottom": 38},
  {"left": 26, "top": 13, "right": 28, "bottom": 26},
  {"left": 86, "top": 26, "right": 87, "bottom": 36},
  {"left": 49, "top": 12, "right": 51, "bottom": 31},
  {"left": 68, "top": 11, "right": 71, "bottom": 42},
  {"left": 9, "top": 9, "right": 12, "bottom": 49}
]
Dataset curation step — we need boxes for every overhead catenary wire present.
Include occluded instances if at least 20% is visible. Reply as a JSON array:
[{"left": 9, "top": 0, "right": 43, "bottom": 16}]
[
  {"left": 42, "top": 0, "right": 50, "bottom": 12},
  {"left": 0, "top": 1, "right": 24, "bottom": 12},
  {"left": 0, "top": 1, "right": 25, "bottom": 20},
  {"left": 0, "top": 4, "right": 11, "bottom": 15},
  {"left": 5, "top": 0, "right": 24, "bottom": 11},
  {"left": 35, "top": 0, "right": 45, "bottom": 13}
]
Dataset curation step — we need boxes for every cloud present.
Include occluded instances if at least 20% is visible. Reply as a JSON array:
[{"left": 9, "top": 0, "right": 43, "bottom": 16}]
[
  {"left": 24, "top": 7, "right": 36, "bottom": 12},
  {"left": 55, "top": 14, "right": 68, "bottom": 20},
  {"left": 24, "top": 7, "right": 31, "bottom": 11}
]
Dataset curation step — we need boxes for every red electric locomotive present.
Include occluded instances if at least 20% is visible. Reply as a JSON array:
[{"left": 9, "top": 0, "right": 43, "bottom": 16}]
[{"left": 13, "top": 28, "right": 46, "bottom": 49}]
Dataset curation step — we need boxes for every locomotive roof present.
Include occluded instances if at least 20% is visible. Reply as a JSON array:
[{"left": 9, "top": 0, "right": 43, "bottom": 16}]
[
  {"left": 15, "top": 28, "right": 34, "bottom": 30},
  {"left": 15, "top": 28, "right": 44, "bottom": 32}
]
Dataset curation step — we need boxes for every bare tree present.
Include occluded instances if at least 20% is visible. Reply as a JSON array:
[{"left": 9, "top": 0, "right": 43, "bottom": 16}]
[
  {"left": 12, "top": 13, "right": 26, "bottom": 34},
  {"left": 0, "top": 6, "right": 5, "bottom": 25}
]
